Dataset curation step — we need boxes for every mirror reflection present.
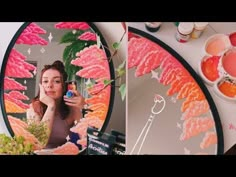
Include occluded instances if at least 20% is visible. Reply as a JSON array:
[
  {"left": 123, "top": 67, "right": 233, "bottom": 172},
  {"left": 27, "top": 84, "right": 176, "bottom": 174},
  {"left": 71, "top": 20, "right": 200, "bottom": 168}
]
[{"left": 1, "top": 22, "right": 115, "bottom": 154}]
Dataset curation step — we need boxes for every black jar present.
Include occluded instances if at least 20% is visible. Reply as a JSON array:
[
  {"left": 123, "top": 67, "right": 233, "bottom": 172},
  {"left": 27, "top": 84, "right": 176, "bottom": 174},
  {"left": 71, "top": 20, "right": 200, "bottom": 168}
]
[{"left": 145, "top": 22, "right": 162, "bottom": 32}]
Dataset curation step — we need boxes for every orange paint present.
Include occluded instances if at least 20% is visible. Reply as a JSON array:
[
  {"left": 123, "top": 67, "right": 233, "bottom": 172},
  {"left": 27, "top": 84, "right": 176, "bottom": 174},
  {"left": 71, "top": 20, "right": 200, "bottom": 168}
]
[
  {"left": 206, "top": 38, "right": 226, "bottom": 56},
  {"left": 201, "top": 56, "right": 220, "bottom": 81},
  {"left": 218, "top": 80, "right": 236, "bottom": 97},
  {"left": 222, "top": 50, "right": 236, "bottom": 77}
]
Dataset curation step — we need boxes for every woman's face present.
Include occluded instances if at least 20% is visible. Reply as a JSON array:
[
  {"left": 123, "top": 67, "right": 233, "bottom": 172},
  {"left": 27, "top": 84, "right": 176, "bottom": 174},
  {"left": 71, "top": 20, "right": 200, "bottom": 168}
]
[{"left": 41, "top": 69, "right": 64, "bottom": 100}]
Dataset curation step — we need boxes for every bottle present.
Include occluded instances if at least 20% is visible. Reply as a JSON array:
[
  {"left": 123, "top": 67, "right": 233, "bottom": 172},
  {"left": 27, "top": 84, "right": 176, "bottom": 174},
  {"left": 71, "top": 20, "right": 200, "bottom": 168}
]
[
  {"left": 174, "top": 22, "right": 179, "bottom": 26},
  {"left": 175, "top": 22, "right": 194, "bottom": 43},
  {"left": 191, "top": 22, "right": 208, "bottom": 39},
  {"left": 66, "top": 81, "right": 77, "bottom": 98},
  {"left": 145, "top": 22, "right": 162, "bottom": 32}
]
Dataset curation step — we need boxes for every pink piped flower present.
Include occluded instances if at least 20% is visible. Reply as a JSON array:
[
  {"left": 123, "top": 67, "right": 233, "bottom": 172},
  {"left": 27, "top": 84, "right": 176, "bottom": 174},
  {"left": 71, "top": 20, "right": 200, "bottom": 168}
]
[
  {"left": 78, "top": 32, "right": 97, "bottom": 41},
  {"left": 54, "top": 22, "right": 90, "bottom": 30}
]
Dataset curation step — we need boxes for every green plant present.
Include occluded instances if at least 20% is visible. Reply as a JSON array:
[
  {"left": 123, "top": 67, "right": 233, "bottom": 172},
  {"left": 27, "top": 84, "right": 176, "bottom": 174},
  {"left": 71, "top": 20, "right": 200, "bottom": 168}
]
[
  {"left": 0, "top": 134, "right": 33, "bottom": 155},
  {"left": 112, "top": 32, "right": 126, "bottom": 101},
  {"left": 107, "top": 27, "right": 126, "bottom": 101},
  {"left": 25, "top": 120, "right": 49, "bottom": 146},
  {"left": 85, "top": 25, "right": 127, "bottom": 101}
]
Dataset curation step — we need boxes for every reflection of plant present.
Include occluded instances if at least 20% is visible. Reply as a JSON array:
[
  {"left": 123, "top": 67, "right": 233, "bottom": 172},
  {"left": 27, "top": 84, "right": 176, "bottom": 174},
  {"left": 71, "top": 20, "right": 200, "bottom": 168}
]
[
  {"left": 109, "top": 27, "right": 126, "bottom": 101},
  {"left": 87, "top": 25, "right": 127, "bottom": 101},
  {"left": 60, "top": 30, "right": 97, "bottom": 81},
  {"left": 25, "top": 120, "right": 49, "bottom": 146}
]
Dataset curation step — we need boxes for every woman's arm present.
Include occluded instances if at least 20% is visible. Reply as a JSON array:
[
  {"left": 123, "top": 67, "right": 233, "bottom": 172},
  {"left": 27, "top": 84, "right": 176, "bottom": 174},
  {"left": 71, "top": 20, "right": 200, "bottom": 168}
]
[
  {"left": 26, "top": 104, "right": 41, "bottom": 123},
  {"left": 38, "top": 84, "right": 56, "bottom": 131}
]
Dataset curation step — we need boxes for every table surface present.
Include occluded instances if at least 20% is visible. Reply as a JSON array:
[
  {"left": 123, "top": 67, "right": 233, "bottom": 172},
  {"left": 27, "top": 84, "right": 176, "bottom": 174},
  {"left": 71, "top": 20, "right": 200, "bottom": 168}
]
[{"left": 128, "top": 22, "right": 236, "bottom": 153}]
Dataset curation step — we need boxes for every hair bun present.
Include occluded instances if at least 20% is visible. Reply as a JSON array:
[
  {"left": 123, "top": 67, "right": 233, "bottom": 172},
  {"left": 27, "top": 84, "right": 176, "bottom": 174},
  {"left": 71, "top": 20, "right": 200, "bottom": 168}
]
[{"left": 52, "top": 60, "right": 65, "bottom": 69}]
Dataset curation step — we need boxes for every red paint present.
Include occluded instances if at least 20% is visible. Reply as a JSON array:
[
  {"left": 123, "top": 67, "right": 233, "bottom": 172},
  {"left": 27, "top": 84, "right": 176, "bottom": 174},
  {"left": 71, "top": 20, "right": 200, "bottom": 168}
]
[
  {"left": 222, "top": 50, "right": 236, "bottom": 77},
  {"left": 179, "top": 39, "right": 187, "bottom": 43},
  {"left": 229, "top": 32, "right": 236, "bottom": 46},
  {"left": 201, "top": 56, "right": 220, "bottom": 81},
  {"left": 128, "top": 32, "right": 140, "bottom": 40}
]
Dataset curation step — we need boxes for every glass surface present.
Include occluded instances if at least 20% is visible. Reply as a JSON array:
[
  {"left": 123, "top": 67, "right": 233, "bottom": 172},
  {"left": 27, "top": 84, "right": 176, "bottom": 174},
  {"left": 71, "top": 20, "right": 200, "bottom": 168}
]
[
  {"left": 0, "top": 22, "right": 115, "bottom": 154},
  {"left": 127, "top": 27, "right": 224, "bottom": 155}
]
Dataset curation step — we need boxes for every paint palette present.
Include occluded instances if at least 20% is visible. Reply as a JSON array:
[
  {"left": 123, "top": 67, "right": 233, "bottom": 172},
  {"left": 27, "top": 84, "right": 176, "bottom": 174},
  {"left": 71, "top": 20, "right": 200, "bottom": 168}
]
[{"left": 199, "top": 32, "right": 236, "bottom": 102}]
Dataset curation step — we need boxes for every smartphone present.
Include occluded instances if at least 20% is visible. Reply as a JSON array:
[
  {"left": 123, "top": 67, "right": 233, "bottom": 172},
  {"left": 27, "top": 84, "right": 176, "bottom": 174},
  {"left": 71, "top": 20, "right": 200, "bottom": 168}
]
[{"left": 66, "top": 81, "right": 77, "bottom": 98}]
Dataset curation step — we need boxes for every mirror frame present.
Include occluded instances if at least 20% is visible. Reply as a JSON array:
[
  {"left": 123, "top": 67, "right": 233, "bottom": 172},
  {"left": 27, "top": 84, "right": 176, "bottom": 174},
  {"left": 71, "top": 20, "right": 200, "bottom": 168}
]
[
  {"left": 0, "top": 22, "right": 116, "bottom": 153},
  {"left": 128, "top": 26, "right": 224, "bottom": 154}
]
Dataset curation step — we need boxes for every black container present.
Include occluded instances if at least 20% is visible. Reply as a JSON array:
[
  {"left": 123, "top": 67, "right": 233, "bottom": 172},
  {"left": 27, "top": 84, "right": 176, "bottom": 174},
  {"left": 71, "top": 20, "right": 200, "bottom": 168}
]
[{"left": 145, "top": 22, "right": 162, "bottom": 32}]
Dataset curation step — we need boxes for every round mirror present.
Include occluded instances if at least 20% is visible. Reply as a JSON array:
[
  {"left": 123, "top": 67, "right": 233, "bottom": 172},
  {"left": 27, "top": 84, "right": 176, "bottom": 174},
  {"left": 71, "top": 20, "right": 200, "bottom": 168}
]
[
  {"left": 0, "top": 22, "right": 115, "bottom": 154},
  {"left": 127, "top": 27, "right": 224, "bottom": 155}
]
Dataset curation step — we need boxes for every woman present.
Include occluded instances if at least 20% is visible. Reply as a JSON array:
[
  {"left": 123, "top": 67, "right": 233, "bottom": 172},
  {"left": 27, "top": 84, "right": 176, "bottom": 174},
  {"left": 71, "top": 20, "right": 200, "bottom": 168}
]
[{"left": 27, "top": 60, "right": 85, "bottom": 149}]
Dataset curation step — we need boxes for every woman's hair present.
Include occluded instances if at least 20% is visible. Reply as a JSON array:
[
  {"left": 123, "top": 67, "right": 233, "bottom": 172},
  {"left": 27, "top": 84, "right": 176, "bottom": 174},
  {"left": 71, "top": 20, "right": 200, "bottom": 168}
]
[{"left": 31, "top": 60, "right": 69, "bottom": 119}]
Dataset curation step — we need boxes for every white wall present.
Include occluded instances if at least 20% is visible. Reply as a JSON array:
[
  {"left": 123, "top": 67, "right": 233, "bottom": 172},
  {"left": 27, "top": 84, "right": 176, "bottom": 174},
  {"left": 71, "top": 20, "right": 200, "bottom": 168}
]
[
  {"left": 0, "top": 22, "right": 23, "bottom": 135},
  {"left": 94, "top": 22, "right": 126, "bottom": 134}
]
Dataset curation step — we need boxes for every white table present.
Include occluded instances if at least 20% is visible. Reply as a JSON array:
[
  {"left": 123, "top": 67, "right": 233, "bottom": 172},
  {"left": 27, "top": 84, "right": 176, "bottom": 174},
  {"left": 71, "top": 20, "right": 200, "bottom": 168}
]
[{"left": 128, "top": 22, "right": 236, "bottom": 153}]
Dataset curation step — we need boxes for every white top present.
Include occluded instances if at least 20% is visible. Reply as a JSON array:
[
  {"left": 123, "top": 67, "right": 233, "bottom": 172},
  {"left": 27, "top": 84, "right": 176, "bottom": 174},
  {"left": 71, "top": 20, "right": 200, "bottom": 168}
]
[
  {"left": 178, "top": 22, "right": 194, "bottom": 35},
  {"left": 145, "top": 22, "right": 162, "bottom": 28},
  {"left": 194, "top": 22, "right": 209, "bottom": 30}
]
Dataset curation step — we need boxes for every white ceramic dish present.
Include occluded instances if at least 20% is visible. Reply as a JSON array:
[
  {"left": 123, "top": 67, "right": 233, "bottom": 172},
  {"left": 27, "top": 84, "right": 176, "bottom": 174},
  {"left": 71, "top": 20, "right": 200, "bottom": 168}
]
[
  {"left": 199, "top": 34, "right": 236, "bottom": 102},
  {"left": 204, "top": 33, "right": 231, "bottom": 56},
  {"left": 213, "top": 77, "right": 236, "bottom": 102}
]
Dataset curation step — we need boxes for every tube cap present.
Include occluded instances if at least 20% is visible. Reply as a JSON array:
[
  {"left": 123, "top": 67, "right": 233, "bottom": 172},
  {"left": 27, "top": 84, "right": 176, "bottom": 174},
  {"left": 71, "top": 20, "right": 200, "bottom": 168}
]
[{"left": 66, "top": 90, "right": 74, "bottom": 98}]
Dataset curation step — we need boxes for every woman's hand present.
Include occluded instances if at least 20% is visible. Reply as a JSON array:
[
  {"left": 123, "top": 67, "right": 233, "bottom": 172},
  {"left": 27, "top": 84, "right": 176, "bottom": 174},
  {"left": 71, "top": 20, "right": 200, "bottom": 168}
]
[
  {"left": 64, "top": 90, "right": 85, "bottom": 124},
  {"left": 64, "top": 90, "right": 85, "bottom": 109},
  {"left": 39, "top": 84, "right": 55, "bottom": 107}
]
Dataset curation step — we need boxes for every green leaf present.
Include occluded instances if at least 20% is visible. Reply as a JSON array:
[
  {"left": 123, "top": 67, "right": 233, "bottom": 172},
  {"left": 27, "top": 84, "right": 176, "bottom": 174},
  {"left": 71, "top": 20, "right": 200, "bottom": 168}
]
[
  {"left": 65, "top": 59, "right": 81, "bottom": 81},
  {"left": 71, "top": 42, "right": 86, "bottom": 58},
  {"left": 60, "top": 30, "right": 84, "bottom": 44},
  {"left": 117, "top": 68, "right": 125, "bottom": 77},
  {"left": 103, "top": 79, "right": 114, "bottom": 86},
  {"left": 118, "top": 60, "right": 126, "bottom": 70},
  {"left": 86, "top": 82, "right": 94, "bottom": 89},
  {"left": 115, "top": 60, "right": 126, "bottom": 77},
  {"left": 112, "top": 42, "right": 120, "bottom": 50},
  {"left": 63, "top": 45, "right": 73, "bottom": 62},
  {"left": 62, "top": 37, "right": 96, "bottom": 63},
  {"left": 119, "top": 83, "right": 126, "bottom": 101}
]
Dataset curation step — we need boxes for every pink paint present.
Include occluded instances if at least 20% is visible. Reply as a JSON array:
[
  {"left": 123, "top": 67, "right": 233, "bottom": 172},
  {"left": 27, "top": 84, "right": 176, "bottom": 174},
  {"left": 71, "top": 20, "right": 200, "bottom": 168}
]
[
  {"left": 229, "top": 123, "right": 236, "bottom": 131},
  {"left": 229, "top": 32, "right": 236, "bottom": 46},
  {"left": 206, "top": 38, "right": 226, "bottom": 56},
  {"left": 222, "top": 50, "right": 236, "bottom": 77}
]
